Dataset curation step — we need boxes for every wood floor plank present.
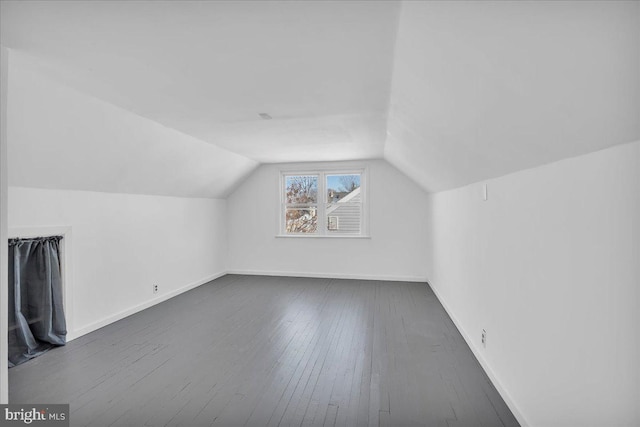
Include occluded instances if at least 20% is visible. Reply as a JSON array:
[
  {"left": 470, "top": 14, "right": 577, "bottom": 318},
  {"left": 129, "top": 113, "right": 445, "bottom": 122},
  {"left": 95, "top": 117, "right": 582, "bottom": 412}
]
[{"left": 9, "top": 275, "right": 520, "bottom": 427}]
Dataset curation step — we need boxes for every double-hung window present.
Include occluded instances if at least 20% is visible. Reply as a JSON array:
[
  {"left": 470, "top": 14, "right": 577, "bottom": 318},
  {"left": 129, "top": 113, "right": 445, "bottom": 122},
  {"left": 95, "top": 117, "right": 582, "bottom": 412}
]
[{"left": 281, "top": 169, "right": 366, "bottom": 236}]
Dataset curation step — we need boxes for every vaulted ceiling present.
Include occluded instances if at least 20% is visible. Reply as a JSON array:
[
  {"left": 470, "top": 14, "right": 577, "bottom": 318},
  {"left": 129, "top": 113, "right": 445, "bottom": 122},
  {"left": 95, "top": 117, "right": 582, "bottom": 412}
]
[{"left": 2, "top": 1, "right": 638, "bottom": 197}]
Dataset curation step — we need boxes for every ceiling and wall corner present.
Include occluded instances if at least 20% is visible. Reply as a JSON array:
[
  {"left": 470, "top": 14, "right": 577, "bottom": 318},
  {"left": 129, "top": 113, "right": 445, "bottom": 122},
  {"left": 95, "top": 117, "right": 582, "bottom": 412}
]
[{"left": 1, "top": 1, "right": 639, "bottom": 198}]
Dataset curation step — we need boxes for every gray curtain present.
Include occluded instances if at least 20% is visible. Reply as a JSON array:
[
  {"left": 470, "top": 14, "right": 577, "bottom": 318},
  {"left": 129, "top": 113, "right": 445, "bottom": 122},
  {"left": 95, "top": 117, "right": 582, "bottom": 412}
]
[{"left": 8, "top": 236, "right": 67, "bottom": 367}]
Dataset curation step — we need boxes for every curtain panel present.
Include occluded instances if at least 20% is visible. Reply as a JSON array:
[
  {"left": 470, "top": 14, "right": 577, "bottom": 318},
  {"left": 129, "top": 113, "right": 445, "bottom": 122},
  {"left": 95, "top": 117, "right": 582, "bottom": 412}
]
[{"left": 8, "top": 236, "right": 67, "bottom": 367}]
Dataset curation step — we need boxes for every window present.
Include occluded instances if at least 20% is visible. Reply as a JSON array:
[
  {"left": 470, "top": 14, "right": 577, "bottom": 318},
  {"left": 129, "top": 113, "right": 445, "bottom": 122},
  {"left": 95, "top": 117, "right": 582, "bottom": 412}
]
[
  {"left": 281, "top": 169, "right": 366, "bottom": 236},
  {"left": 284, "top": 175, "right": 318, "bottom": 233}
]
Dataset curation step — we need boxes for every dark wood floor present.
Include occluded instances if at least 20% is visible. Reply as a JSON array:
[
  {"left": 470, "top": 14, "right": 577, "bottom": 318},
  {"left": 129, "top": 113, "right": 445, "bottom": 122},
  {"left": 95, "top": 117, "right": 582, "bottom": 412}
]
[{"left": 9, "top": 275, "right": 519, "bottom": 427}]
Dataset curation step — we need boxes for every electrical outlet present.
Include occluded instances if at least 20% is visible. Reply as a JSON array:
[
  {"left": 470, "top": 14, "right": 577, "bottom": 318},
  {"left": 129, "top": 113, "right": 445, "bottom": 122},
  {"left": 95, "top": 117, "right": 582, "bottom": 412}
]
[
  {"left": 153, "top": 284, "right": 158, "bottom": 294},
  {"left": 481, "top": 329, "right": 487, "bottom": 347}
]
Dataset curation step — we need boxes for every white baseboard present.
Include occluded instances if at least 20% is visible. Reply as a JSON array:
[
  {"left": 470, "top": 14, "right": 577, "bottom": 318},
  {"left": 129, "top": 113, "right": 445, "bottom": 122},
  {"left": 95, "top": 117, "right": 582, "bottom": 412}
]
[
  {"left": 65, "top": 271, "right": 527, "bottom": 425},
  {"left": 68, "top": 269, "right": 425, "bottom": 342},
  {"left": 428, "top": 282, "right": 531, "bottom": 427},
  {"left": 227, "top": 269, "right": 428, "bottom": 283},
  {"left": 67, "top": 271, "right": 225, "bottom": 341}
]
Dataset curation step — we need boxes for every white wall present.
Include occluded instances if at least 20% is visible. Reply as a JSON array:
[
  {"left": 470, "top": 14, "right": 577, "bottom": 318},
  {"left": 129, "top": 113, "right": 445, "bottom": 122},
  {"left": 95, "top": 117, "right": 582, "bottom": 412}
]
[
  {"left": 8, "top": 187, "right": 228, "bottom": 339},
  {"left": 428, "top": 141, "right": 640, "bottom": 427},
  {"left": 0, "top": 46, "right": 9, "bottom": 404},
  {"left": 227, "top": 159, "right": 430, "bottom": 282}
]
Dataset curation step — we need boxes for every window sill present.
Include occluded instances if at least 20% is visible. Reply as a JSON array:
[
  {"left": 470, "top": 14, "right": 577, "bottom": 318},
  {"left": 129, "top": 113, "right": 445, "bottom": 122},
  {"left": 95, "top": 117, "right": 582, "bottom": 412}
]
[{"left": 275, "top": 234, "right": 371, "bottom": 239}]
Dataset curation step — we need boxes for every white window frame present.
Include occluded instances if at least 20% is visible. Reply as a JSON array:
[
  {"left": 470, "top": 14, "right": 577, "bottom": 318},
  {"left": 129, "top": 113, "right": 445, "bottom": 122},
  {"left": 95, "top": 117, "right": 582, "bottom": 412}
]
[{"left": 278, "top": 167, "right": 369, "bottom": 238}]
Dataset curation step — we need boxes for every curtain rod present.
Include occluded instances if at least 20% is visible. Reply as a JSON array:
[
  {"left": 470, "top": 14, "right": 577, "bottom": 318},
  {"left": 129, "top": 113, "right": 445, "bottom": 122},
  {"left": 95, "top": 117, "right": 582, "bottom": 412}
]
[{"left": 8, "top": 235, "right": 63, "bottom": 246}]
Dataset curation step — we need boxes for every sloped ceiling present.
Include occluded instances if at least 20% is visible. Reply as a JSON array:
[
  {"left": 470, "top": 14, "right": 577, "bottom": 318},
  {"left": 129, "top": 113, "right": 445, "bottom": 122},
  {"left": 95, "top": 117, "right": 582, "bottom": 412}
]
[
  {"left": 7, "top": 52, "right": 257, "bottom": 199},
  {"left": 386, "top": 1, "right": 640, "bottom": 191},
  {"left": 1, "top": 0, "right": 399, "bottom": 162},
  {"left": 1, "top": 1, "right": 639, "bottom": 197}
]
